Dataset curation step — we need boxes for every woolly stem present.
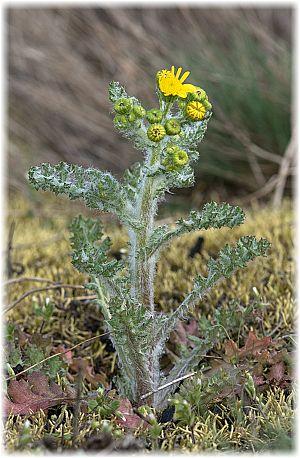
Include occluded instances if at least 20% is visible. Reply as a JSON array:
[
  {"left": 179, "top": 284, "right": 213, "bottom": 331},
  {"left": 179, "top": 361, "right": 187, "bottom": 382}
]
[{"left": 130, "top": 147, "right": 161, "bottom": 312}]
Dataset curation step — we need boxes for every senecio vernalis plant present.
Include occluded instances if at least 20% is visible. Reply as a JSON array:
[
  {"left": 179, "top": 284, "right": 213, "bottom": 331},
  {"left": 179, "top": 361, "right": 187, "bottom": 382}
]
[{"left": 28, "top": 66, "right": 270, "bottom": 408}]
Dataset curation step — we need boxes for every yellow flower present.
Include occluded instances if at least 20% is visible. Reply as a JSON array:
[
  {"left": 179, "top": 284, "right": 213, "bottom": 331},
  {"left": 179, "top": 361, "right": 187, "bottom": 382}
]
[
  {"left": 186, "top": 101, "right": 206, "bottom": 121},
  {"left": 158, "top": 66, "right": 199, "bottom": 98}
]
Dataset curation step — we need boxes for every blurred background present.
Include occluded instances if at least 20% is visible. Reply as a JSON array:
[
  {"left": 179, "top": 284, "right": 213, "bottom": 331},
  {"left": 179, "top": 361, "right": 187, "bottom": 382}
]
[{"left": 7, "top": 6, "right": 295, "bottom": 210}]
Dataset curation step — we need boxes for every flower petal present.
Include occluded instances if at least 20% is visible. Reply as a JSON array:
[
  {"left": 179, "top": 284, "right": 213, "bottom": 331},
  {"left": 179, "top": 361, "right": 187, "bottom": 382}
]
[
  {"left": 180, "top": 71, "right": 190, "bottom": 83},
  {"left": 175, "top": 67, "right": 182, "bottom": 79},
  {"left": 183, "top": 83, "right": 200, "bottom": 93}
]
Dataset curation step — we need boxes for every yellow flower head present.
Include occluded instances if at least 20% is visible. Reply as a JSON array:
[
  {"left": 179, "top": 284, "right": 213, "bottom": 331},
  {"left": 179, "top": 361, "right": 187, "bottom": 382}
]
[
  {"left": 186, "top": 101, "right": 206, "bottom": 121},
  {"left": 158, "top": 66, "right": 199, "bottom": 98}
]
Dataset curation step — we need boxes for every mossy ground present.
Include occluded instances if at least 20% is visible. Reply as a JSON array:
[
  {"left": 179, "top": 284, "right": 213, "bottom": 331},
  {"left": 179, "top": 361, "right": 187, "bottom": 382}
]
[{"left": 4, "top": 194, "right": 295, "bottom": 453}]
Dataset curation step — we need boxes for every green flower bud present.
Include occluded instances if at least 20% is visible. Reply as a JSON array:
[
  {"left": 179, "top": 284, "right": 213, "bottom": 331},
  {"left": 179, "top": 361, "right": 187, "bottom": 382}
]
[
  {"left": 147, "top": 124, "right": 166, "bottom": 142},
  {"left": 132, "top": 104, "right": 146, "bottom": 118},
  {"left": 164, "top": 144, "right": 178, "bottom": 155},
  {"left": 165, "top": 119, "right": 181, "bottom": 135},
  {"left": 113, "top": 114, "right": 128, "bottom": 129},
  {"left": 146, "top": 109, "right": 163, "bottom": 124},
  {"left": 202, "top": 99, "right": 212, "bottom": 111},
  {"left": 114, "top": 98, "right": 133, "bottom": 114},
  {"left": 128, "top": 112, "right": 136, "bottom": 123},
  {"left": 191, "top": 88, "right": 207, "bottom": 103},
  {"left": 162, "top": 144, "right": 189, "bottom": 171}
]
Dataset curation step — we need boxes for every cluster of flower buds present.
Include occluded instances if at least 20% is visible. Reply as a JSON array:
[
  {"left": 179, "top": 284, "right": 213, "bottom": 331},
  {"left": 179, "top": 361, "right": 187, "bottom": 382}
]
[
  {"left": 161, "top": 143, "right": 189, "bottom": 172},
  {"left": 111, "top": 67, "right": 213, "bottom": 176},
  {"left": 113, "top": 97, "right": 146, "bottom": 129},
  {"left": 146, "top": 113, "right": 182, "bottom": 143}
]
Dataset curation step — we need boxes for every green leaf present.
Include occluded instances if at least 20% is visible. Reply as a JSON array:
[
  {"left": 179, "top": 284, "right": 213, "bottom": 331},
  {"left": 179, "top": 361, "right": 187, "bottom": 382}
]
[
  {"left": 156, "top": 236, "right": 270, "bottom": 351},
  {"left": 122, "top": 162, "right": 144, "bottom": 203},
  {"left": 70, "top": 215, "right": 124, "bottom": 277},
  {"left": 108, "top": 81, "right": 128, "bottom": 103},
  {"left": 45, "top": 357, "right": 64, "bottom": 380},
  {"left": 109, "top": 81, "right": 150, "bottom": 153},
  {"left": 24, "top": 345, "right": 44, "bottom": 372},
  {"left": 195, "top": 236, "right": 271, "bottom": 288},
  {"left": 146, "top": 202, "right": 245, "bottom": 257},
  {"left": 28, "top": 162, "right": 133, "bottom": 224},
  {"left": 178, "top": 114, "right": 212, "bottom": 148},
  {"left": 9, "top": 344, "right": 23, "bottom": 367},
  {"left": 165, "top": 165, "right": 195, "bottom": 190}
]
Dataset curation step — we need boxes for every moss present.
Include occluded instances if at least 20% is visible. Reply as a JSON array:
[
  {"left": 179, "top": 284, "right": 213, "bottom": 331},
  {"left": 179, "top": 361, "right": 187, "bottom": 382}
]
[{"left": 4, "top": 196, "right": 294, "bottom": 452}]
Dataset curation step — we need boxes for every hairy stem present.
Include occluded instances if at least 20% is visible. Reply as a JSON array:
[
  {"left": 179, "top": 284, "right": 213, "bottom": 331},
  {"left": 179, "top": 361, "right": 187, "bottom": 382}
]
[{"left": 130, "top": 147, "right": 161, "bottom": 312}]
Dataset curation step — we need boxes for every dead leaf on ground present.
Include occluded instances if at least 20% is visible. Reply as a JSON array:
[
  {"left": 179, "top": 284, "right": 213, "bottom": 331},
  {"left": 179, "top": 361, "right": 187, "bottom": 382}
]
[
  {"left": 224, "top": 331, "right": 276, "bottom": 362},
  {"left": 52, "top": 344, "right": 73, "bottom": 364},
  {"left": 170, "top": 319, "right": 199, "bottom": 348},
  {"left": 4, "top": 371, "right": 75, "bottom": 416},
  {"left": 116, "top": 399, "right": 150, "bottom": 430},
  {"left": 69, "top": 357, "right": 108, "bottom": 388}
]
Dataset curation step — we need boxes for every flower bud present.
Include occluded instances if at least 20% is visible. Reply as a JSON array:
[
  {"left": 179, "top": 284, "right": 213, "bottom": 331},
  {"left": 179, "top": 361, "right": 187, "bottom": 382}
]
[
  {"left": 165, "top": 119, "right": 181, "bottom": 135},
  {"left": 114, "top": 98, "right": 133, "bottom": 114},
  {"left": 146, "top": 109, "right": 163, "bottom": 124},
  {"left": 162, "top": 144, "right": 189, "bottom": 171},
  {"left": 193, "top": 88, "right": 207, "bottom": 102},
  {"left": 186, "top": 101, "right": 206, "bottom": 121},
  {"left": 202, "top": 99, "right": 212, "bottom": 111},
  {"left": 147, "top": 124, "right": 166, "bottom": 142},
  {"left": 113, "top": 114, "right": 128, "bottom": 129},
  {"left": 128, "top": 112, "right": 136, "bottom": 123},
  {"left": 133, "top": 104, "right": 146, "bottom": 118}
]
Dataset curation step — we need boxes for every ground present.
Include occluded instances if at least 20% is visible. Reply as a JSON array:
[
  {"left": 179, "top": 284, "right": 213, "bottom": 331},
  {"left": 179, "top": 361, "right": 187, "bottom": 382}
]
[{"left": 4, "top": 195, "right": 295, "bottom": 453}]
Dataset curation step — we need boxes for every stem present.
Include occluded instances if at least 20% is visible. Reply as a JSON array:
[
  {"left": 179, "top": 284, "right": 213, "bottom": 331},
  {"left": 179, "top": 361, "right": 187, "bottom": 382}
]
[{"left": 131, "top": 147, "right": 161, "bottom": 312}]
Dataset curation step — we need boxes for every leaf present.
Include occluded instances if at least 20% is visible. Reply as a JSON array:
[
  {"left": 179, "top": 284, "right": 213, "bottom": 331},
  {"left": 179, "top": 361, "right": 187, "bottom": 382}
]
[
  {"left": 69, "top": 357, "right": 108, "bottom": 388},
  {"left": 122, "top": 162, "right": 143, "bottom": 203},
  {"left": 70, "top": 215, "right": 124, "bottom": 277},
  {"left": 28, "top": 162, "right": 133, "bottom": 224},
  {"left": 146, "top": 202, "right": 245, "bottom": 257},
  {"left": 224, "top": 340, "right": 239, "bottom": 359},
  {"left": 8, "top": 344, "right": 23, "bottom": 367},
  {"left": 52, "top": 345, "right": 73, "bottom": 364},
  {"left": 224, "top": 331, "right": 274, "bottom": 362},
  {"left": 108, "top": 81, "right": 128, "bottom": 103},
  {"left": 170, "top": 319, "right": 199, "bottom": 349},
  {"left": 267, "top": 361, "right": 285, "bottom": 382},
  {"left": 116, "top": 398, "right": 150, "bottom": 430},
  {"left": 163, "top": 237, "right": 270, "bottom": 335},
  {"left": 177, "top": 114, "right": 212, "bottom": 148},
  {"left": 5, "top": 371, "right": 75, "bottom": 416},
  {"left": 195, "top": 236, "right": 271, "bottom": 288},
  {"left": 241, "top": 331, "right": 273, "bottom": 357}
]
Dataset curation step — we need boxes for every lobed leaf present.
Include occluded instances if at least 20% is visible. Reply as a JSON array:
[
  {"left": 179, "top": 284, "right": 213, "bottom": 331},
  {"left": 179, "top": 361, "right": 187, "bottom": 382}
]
[
  {"left": 178, "top": 114, "right": 212, "bottom": 148},
  {"left": 194, "top": 236, "right": 271, "bottom": 290},
  {"left": 122, "top": 162, "right": 144, "bottom": 203},
  {"left": 146, "top": 202, "right": 245, "bottom": 258},
  {"left": 28, "top": 162, "right": 133, "bottom": 224},
  {"left": 5, "top": 371, "right": 75, "bottom": 416},
  {"left": 155, "top": 236, "right": 270, "bottom": 349},
  {"left": 70, "top": 215, "right": 124, "bottom": 277}
]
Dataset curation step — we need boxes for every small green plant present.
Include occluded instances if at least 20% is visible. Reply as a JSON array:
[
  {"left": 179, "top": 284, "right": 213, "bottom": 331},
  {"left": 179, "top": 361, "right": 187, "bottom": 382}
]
[
  {"left": 87, "top": 387, "right": 120, "bottom": 418},
  {"left": 28, "top": 66, "right": 270, "bottom": 407}
]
